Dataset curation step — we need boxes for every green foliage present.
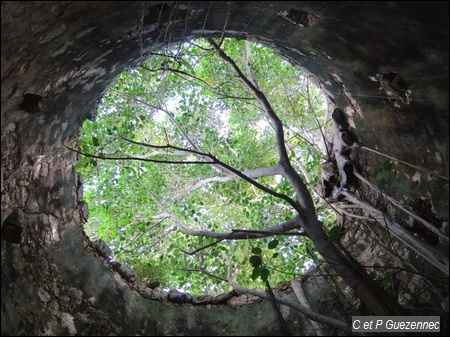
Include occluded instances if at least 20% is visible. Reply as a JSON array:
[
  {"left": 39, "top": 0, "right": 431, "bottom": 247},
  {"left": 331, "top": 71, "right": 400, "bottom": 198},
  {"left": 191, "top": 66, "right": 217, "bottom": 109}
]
[
  {"left": 249, "top": 245, "right": 270, "bottom": 282},
  {"left": 77, "top": 38, "right": 333, "bottom": 294},
  {"left": 371, "top": 160, "right": 393, "bottom": 189},
  {"left": 327, "top": 226, "right": 341, "bottom": 244},
  {"left": 268, "top": 239, "right": 279, "bottom": 249}
]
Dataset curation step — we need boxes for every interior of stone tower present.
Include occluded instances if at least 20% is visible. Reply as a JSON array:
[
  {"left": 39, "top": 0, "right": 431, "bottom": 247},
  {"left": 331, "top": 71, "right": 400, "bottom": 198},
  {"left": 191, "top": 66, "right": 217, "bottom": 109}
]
[{"left": 1, "top": 2, "right": 448, "bottom": 335}]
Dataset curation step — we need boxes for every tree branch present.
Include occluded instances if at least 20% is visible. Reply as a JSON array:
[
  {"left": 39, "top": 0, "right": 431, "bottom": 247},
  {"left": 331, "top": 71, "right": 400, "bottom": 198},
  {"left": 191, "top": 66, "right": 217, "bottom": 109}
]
[
  {"left": 354, "top": 171, "right": 448, "bottom": 240},
  {"left": 340, "top": 190, "right": 449, "bottom": 276},
  {"left": 166, "top": 213, "right": 301, "bottom": 240},
  {"left": 228, "top": 280, "right": 351, "bottom": 333},
  {"left": 67, "top": 146, "right": 209, "bottom": 165},
  {"left": 171, "top": 165, "right": 283, "bottom": 200},
  {"left": 207, "top": 37, "right": 315, "bottom": 219},
  {"left": 207, "top": 37, "right": 405, "bottom": 316},
  {"left": 265, "top": 279, "right": 291, "bottom": 336},
  {"left": 291, "top": 280, "right": 326, "bottom": 336},
  {"left": 120, "top": 136, "right": 301, "bottom": 212}
]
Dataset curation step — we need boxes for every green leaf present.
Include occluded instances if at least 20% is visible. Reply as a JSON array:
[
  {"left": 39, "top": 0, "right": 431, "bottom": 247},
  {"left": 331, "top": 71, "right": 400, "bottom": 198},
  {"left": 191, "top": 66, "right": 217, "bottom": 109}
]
[
  {"left": 272, "top": 252, "right": 279, "bottom": 259},
  {"left": 382, "top": 160, "right": 393, "bottom": 171},
  {"left": 251, "top": 267, "right": 261, "bottom": 280},
  {"left": 260, "top": 268, "right": 269, "bottom": 281},
  {"left": 251, "top": 247, "right": 262, "bottom": 255},
  {"left": 249, "top": 255, "right": 262, "bottom": 268},
  {"left": 268, "top": 239, "right": 279, "bottom": 249},
  {"left": 371, "top": 167, "right": 382, "bottom": 178},
  {"left": 382, "top": 278, "right": 391, "bottom": 285},
  {"left": 92, "top": 136, "right": 99, "bottom": 147},
  {"left": 110, "top": 229, "right": 117, "bottom": 239},
  {"left": 327, "top": 225, "right": 341, "bottom": 243}
]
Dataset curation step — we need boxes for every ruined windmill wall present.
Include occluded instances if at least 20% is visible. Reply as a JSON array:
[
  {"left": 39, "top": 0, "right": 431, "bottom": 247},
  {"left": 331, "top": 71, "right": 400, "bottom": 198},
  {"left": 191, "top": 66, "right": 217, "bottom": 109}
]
[{"left": 2, "top": 2, "right": 448, "bottom": 335}]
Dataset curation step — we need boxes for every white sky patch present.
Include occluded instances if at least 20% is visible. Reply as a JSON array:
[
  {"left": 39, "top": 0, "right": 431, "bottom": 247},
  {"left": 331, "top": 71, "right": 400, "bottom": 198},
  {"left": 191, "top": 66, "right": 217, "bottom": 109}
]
[
  {"left": 153, "top": 96, "right": 179, "bottom": 123},
  {"left": 274, "top": 175, "right": 282, "bottom": 184},
  {"left": 98, "top": 105, "right": 117, "bottom": 118},
  {"left": 302, "top": 260, "right": 315, "bottom": 273},
  {"left": 256, "top": 119, "right": 270, "bottom": 137},
  {"left": 218, "top": 110, "right": 230, "bottom": 138},
  {"left": 154, "top": 109, "right": 167, "bottom": 123}
]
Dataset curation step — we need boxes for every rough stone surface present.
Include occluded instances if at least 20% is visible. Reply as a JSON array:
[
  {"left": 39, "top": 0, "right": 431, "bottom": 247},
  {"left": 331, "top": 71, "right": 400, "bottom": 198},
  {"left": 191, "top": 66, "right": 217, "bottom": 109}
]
[{"left": 1, "top": 1, "right": 448, "bottom": 335}]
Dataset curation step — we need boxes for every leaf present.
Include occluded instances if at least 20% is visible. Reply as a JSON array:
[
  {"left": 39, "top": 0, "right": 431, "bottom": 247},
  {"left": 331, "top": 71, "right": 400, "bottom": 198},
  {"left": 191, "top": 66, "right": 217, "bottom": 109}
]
[
  {"left": 297, "top": 245, "right": 306, "bottom": 255},
  {"left": 382, "top": 278, "right": 391, "bottom": 285},
  {"left": 110, "top": 229, "right": 117, "bottom": 239},
  {"left": 272, "top": 252, "right": 279, "bottom": 259},
  {"left": 268, "top": 239, "right": 279, "bottom": 249},
  {"left": 382, "top": 160, "right": 393, "bottom": 171},
  {"left": 260, "top": 268, "right": 269, "bottom": 281},
  {"left": 92, "top": 136, "right": 99, "bottom": 147},
  {"left": 251, "top": 267, "right": 261, "bottom": 280},
  {"left": 327, "top": 225, "right": 341, "bottom": 243},
  {"left": 251, "top": 247, "right": 262, "bottom": 255},
  {"left": 371, "top": 167, "right": 382, "bottom": 179},
  {"left": 249, "top": 255, "right": 262, "bottom": 268}
]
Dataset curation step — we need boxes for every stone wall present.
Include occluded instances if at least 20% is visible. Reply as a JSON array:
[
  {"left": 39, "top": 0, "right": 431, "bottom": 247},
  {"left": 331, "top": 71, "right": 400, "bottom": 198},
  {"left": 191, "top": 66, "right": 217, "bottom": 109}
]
[{"left": 1, "top": 2, "right": 448, "bottom": 335}]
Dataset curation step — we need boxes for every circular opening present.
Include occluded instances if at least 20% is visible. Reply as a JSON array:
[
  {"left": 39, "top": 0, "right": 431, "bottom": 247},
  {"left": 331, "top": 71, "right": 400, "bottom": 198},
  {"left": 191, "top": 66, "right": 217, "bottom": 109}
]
[{"left": 76, "top": 37, "right": 336, "bottom": 295}]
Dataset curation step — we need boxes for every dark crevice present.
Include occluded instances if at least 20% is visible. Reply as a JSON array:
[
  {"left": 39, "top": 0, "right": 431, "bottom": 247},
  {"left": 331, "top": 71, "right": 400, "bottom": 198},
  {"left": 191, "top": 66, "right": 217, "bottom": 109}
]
[{"left": 2, "top": 211, "right": 22, "bottom": 244}]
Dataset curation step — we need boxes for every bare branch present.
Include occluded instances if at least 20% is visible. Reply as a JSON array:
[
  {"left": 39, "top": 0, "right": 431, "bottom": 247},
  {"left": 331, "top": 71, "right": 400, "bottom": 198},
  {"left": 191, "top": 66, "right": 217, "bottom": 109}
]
[
  {"left": 228, "top": 280, "right": 351, "bottom": 333},
  {"left": 142, "top": 65, "right": 215, "bottom": 89},
  {"left": 180, "top": 236, "right": 230, "bottom": 255},
  {"left": 354, "top": 171, "right": 448, "bottom": 240},
  {"left": 340, "top": 190, "right": 449, "bottom": 275},
  {"left": 166, "top": 213, "right": 301, "bottom": 240},
  {"left": 172, "top": 165, "right": 283, "bottom": 199},
  {"left": 67, "top": 146, "right": 208, "bottom": 165},
  {"left": 265, "top": 280, "right": 291, "bottom": 336},
  {"left": 231, "top": 229, "right": 306, "bottom": 237},
  {"left": 291, "top": 280, "right": 326, "bottom": 336}
]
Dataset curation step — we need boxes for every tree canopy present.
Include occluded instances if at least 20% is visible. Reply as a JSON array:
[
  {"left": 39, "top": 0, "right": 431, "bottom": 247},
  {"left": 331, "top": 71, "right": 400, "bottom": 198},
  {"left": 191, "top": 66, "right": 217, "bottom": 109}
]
[
  {"left": 76, "top": 37, "right": 437, "bottom": 319},
  {"left": 77, "top": 38, "right": 335, "bottom": 295}
]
